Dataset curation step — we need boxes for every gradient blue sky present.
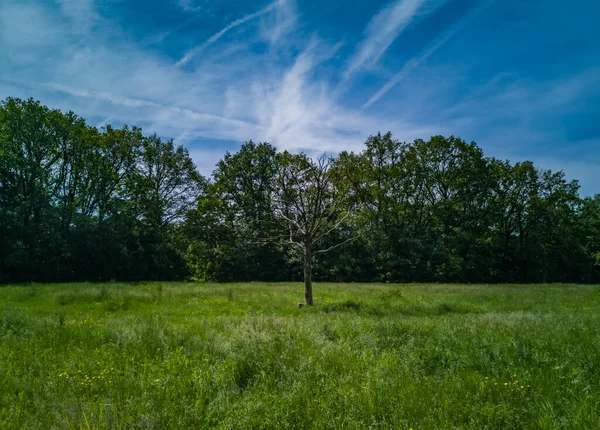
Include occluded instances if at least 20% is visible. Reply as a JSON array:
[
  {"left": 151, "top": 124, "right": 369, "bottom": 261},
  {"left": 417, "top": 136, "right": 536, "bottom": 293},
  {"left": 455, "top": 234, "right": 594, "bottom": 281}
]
[{"left": 1, "top": 0, "right": 598, "bottom": 194}]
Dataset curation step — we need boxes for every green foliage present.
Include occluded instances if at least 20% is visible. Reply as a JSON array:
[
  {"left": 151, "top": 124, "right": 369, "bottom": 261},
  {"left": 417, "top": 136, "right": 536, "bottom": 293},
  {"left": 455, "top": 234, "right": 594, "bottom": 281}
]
[
  {"left": 184, "top": 141, "right": 288, "bottom": 282},
  {"left": 331, "top": 133, "right": 597, "bottom": 283},
  {"left": 1, "top": 282, "right": 600, "bottom": 428},
  {"left": 0, "top": 98, "right": 203, "bottom": 282},
  {"left": 582, "top": 195, "right": 600, "bottom": 277},
  {"left": 1, "top": 98, "right": 599, "bottom": 284}
]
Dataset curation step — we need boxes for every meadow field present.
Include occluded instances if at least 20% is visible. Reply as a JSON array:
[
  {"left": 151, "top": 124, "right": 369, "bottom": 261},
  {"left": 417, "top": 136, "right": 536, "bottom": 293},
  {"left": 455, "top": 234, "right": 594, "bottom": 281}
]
[{"left": 1, "top": 282, "right": 599, "bottom": 429}]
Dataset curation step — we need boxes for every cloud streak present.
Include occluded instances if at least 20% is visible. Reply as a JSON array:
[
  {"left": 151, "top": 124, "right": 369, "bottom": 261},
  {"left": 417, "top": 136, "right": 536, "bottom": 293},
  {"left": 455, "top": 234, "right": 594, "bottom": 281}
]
[
  {"left": 176, "top": 1, "right": 280, "bottom": 67},
  {"left": 363, "top": 0, "right": 495, "bottom": 108},
  {"left": 1, "top": 0, "right": 598, "bottom": 194},
  {"left": 344, "top": 0, "right": 432, "bottom": 79}
]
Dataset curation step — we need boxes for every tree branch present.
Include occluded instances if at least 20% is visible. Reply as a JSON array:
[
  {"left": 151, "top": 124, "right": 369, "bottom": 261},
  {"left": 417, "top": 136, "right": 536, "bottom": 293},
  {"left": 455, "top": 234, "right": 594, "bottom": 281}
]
[{"left": 313, "top": 236, "right": 356, "bottom": 254}]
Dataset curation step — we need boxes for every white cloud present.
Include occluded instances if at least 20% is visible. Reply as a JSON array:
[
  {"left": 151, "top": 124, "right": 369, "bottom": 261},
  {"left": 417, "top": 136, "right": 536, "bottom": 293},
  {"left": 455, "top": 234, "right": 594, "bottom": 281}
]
[
  {"left": 56, "top": 0, "right": 98, "bottom": 34},
  {"left": 2, "top": 0, "right": 596, "bottom": 196},
  {"left": 543, "top": 67, "right": 600, "bottom": 108},
  {"left": 253, "top": 42, "right": 367, "bottom": 152},
  {"left": 438, "top": 67, "right": 600, "bottom": 127},
  {"left": 0, "top": 0, "right": 396, "bottom": 160},
  {"left": 247, "top": 39, "right": 435, "bottom": 154},
  {"left": 36, "top": 80, "right": 260, "bottom": 141},
  {"left": 176, "top": 1, "right": 281, "bottom": 67},
  {"left": 2, "top": 0, "right": 429, "bottom": 162},
  {"left": 344, "top": 0, "right": 432, "bottom": 79},
  {"left": 364, "top": 0, "right": 495, "bottom": 108},
  {"left": 176, "top": 0, "right": 204, "bottom": 13},
  {"left": 0, "top": 3, "right": 62, "bottom": 49},
  {"left": 260, "top": 0, "right": 298, "bottom": 47}
]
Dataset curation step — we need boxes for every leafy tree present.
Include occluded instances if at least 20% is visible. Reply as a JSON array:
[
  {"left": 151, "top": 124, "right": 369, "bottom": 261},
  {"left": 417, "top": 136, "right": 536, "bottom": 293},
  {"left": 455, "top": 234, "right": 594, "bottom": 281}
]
[
  {"left": 212, "top": 141, "right": 287, "bottom": 281},
  {"left": 185, "top": 141, "right": 289, "bottom": 282},
  {"left": 0, "top": 98, "right": 63, "bottom": 280},
  {"left": 132, "top": 134, "right": 205, "bottom": 279},
  {"left": 580, "top": 195, "right": 600, "bottom": 281},
  {"left": 0, "top": 98, "right": 203, "bottom": 282},
  {"left": 273, "top": 152, "right": 354, "bottom": 305},
  {"left": 184, "top": 189, "right": 236, "bottom": 281},
  {"left": 1, "top": 97, "right": 599, "bottom": 285}
]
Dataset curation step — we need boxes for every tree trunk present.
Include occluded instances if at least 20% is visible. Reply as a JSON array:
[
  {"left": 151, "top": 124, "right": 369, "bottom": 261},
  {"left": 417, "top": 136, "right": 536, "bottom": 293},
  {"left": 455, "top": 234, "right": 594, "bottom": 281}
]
[{"left": 303, "top": 244, "right": 313, "bottom": 305}]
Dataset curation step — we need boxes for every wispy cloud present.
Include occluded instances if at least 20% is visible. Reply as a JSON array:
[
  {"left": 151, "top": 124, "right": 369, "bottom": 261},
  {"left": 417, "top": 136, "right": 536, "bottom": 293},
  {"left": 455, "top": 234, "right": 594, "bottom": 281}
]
[
  {"left": 56, "top": 0, "right": 97, "bottom": 34},
  {"left": 0, "top": 2, "right": 62, "bottom": 49},
  {"left": 0, "top": 0, "right": 465, "bottom": 158},
  {"left": 247, "top": 38, "right": 436, "bottom": 155},
  {"left": 440, "top": 67, "right": 600, "bottom": 127},
  {"left": 16, "top": 80, "right": 260, "bottom": 143},
  {"left": 1, "top": 0, "right": 598, "bottom": 194},
  {"left": 176, "top": 1, "right": 281, "bottom": 67},
  {"left": 260, "top": 0, "right": 297, "bottom": 46},
  {"left": 344, "top": 0, "right": 434, "bottom": 79},
  {"left": 363, "top": 0, "right": 495, "bottom": 108},
  {"left": 175, "top": 0, "right": 204, "bottom": 13}
]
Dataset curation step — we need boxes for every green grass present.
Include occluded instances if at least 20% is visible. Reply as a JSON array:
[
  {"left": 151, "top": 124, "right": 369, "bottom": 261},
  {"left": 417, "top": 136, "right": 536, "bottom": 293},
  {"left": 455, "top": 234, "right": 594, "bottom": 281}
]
[{"left": 1, "top": 282, "right": 600, "bottom": 429}]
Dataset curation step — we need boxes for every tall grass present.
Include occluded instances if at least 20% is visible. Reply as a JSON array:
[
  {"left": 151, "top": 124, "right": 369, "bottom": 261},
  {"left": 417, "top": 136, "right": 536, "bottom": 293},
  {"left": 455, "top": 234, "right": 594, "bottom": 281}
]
[{"left": 1, "top": 282, "right": 599, "bottom": 429}]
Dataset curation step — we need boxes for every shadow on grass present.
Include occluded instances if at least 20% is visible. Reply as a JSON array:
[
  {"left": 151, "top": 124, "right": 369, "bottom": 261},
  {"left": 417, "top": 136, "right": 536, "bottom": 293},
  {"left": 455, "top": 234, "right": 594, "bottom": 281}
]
[
  {"left": 319, "top": 300, "right": 385, "bottom": 317},
  {"left": 319, "top": 299, "right": 480, "bottom": 317},
  {"left": 398, "top": 301, "right": 480, "bottom": 317}
]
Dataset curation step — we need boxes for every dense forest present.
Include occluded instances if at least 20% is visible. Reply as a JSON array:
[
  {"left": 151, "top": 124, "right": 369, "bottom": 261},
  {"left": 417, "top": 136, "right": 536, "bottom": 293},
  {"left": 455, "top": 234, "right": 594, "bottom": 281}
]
[{"left": 1, "top": 97, "right": 599, "bottom": 285}]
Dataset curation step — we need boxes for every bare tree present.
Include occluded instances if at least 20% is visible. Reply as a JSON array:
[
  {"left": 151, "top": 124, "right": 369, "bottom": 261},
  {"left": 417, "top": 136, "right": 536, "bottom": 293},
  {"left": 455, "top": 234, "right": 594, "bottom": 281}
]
[{"left": 272, "top": 152, "right": 354, "bottom": 305}]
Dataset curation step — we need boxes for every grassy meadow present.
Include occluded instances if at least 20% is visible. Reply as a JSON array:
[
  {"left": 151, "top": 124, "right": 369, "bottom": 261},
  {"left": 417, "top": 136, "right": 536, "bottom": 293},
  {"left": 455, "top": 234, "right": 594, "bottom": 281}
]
[{"left": 1, "top": 282, "right": 600, "bottom": 429}]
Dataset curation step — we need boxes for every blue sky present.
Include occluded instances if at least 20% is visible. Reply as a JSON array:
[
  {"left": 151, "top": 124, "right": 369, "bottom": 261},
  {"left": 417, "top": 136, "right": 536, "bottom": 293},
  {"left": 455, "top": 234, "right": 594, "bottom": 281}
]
[{"left": 1, "top": 0, "right": 598, "bottom": 195}]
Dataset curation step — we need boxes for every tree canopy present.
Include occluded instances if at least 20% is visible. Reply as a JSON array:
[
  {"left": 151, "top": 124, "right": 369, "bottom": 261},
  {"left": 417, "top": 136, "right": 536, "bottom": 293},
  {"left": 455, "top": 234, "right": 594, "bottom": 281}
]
[{"left": 1, "top": 98, "right": 599, "bottom": 286}]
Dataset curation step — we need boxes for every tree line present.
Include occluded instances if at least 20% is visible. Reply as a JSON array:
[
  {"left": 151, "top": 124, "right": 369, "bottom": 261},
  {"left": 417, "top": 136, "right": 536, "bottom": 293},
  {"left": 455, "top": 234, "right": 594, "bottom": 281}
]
[{"left": 1, "top": 97, "right": 599, "bottom": 286}]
